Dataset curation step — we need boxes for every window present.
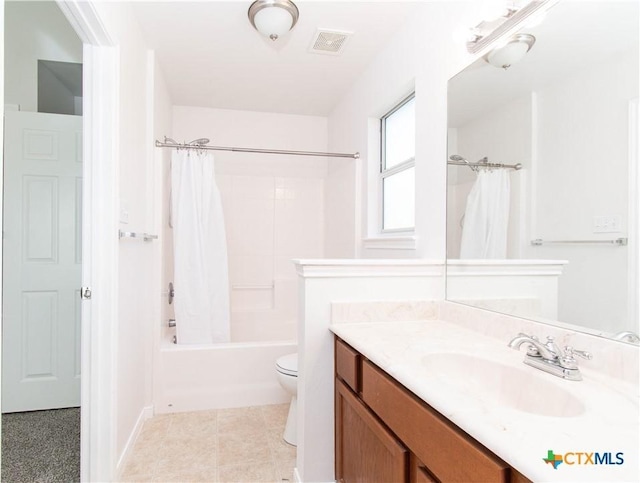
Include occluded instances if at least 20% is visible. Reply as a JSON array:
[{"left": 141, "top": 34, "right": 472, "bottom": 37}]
[{"left": 381, "top": 94, "right": 415, "bottom": 232}]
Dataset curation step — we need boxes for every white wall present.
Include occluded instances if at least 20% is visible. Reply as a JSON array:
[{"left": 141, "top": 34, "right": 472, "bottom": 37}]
[
  {"left": 533, "top": 52, "right": 637, "bottom": 333},
  {"left": 90, "top": 0, "right": 164, "bottom": 466},
  {"left": 294, "top": 260, "right": 444, "bottom": 483},
  {"left": 325, "top": 1, "right": 486, "bottom": 260},
  {"left": 156, "top": 61, "right": 174, "bottom": 346},
  {"left": 151, "top": 56, "right": 173, "bottom": 414},
  {"left": 4, "top": 1, "right": 82, "bottom": 111},
  {"left": 170, "top": 107, "right": 327, "bottom": 342}
]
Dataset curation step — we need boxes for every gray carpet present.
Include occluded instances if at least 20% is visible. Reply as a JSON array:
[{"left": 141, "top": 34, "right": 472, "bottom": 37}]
[{"left": 1, "top": 408, "right": 80, "bottom": 483}]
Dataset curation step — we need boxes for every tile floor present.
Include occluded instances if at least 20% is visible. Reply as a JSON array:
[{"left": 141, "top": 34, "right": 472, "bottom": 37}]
[{"left": 120, "top": 404, "right": 296, "bottom": 482}]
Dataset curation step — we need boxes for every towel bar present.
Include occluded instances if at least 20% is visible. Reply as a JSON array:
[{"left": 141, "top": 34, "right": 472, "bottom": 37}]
[
  {"left": 119, "top": 230, "right": 158, "bottom": 242},
  {"left": 531, "top": 238, "right": 627, "bottom": 246}
]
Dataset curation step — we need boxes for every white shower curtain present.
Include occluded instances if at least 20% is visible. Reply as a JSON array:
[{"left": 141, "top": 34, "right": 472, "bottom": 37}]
[
  {"left": 460, "top": 169, "right": 510, "bottom": 259},
  {"left": 171, "top": 149, "right": 230, "bottom": 344}
]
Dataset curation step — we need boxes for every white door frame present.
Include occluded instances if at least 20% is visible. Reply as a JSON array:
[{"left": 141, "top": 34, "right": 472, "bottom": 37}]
[
  {"left": 55, "top": 2, "right": 119, "bottom": 481},
  {"left": 0, "top": 0, "right": 4, "bottom": 469},
  {"left": 0, "top": 0, "right": 118, "bottom": 479},
  {"left": 0, "top": 0, "right": 119, "bottom": 479}
]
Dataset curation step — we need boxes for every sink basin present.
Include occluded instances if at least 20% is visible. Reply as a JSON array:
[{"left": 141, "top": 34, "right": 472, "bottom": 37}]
[{"left": 420, "top": 353, "right": 585, "bottom": 418}]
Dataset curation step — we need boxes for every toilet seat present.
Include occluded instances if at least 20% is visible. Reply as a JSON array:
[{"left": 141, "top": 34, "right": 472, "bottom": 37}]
[{"left": 276, "top": 353, "right": 298, "bottom": 377}]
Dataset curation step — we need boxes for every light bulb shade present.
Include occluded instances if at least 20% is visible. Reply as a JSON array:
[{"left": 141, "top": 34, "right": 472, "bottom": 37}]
[
  {"left": 254, "top": 8, "right": 293, "bottom": 37},
  {"left": 486, "top": 33, "right": 536, "bottom": 69},
  {"left": 249, "top": 0, "right": 299, "bottom": 41}
]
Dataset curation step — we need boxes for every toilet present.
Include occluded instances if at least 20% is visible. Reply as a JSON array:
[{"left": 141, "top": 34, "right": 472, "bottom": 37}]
[{"left": 275, "top": 352, "right": 298, "bottom": 446}]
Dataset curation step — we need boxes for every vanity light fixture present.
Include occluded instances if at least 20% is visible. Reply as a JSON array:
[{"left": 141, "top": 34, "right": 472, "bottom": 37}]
[
  {"left": 466, "top": 0, "right": 551, "bottom": 54},
  {"left": 466, "top": 3, "right": 520, "bottom": 49},
  {"left": 486, "top": 33, "right": 536, "bottom": 69},
  {"left": 248, "top": 0, "right": 299, "bottom": 41}
]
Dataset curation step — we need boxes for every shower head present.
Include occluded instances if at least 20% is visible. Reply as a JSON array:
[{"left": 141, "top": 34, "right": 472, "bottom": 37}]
[
  {"left": 449, "top": 154, "right": 479, "bottom": 173},
  {"left": 189, "top": 138, "right": 210, "bottom": 146}
]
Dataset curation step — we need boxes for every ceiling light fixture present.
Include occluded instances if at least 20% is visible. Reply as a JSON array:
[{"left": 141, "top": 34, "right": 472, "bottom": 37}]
[
  {"left": 485, "top": 33, "right": 536, "bottom": 69},
  {"left": 248, "top": 0, "right": 299, "bottom": 42}
]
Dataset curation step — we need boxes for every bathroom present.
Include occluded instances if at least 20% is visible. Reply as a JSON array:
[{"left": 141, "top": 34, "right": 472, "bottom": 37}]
[{"left": 0, "top": 0, "right": 638, "bottom": 482}]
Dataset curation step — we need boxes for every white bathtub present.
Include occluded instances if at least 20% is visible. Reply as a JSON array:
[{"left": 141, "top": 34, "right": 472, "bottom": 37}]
[{"left": 154, "top": 339, "right": 297, "bottom": 414}]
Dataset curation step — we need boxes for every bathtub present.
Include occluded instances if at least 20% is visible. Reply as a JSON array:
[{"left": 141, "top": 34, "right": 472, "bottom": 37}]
[{"left": 154, "top": 338, "right": 297, "bottom": 414}]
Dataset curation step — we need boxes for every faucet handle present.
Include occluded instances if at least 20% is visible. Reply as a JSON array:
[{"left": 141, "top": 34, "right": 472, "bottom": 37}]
[
  {"left": 564, "top": 346, "right": 592, "bottom": 360},
  {"left": 544, "top": 336, "right": 561, "bottom": 356},
  {"left": 560, "top": 346, "right": 593, "bottom": 370}
]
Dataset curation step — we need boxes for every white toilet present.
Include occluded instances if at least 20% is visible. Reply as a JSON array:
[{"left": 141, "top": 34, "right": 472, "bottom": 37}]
[{"left": 275, "top": 352, "right": 298, "bottom": 446}]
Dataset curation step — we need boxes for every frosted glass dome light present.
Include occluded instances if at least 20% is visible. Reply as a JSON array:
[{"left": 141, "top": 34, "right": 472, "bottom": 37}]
[
  {"left": 486, "top": 33, "right": 536, "bottom": 69},
  {"left": 248, "top": 0, "right": 299, "bottom": 41}
]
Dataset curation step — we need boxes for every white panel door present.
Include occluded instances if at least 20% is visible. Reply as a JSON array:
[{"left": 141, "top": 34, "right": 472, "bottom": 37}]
[{"left": 2, "top": 111, "right": 82, "bottom": 412}]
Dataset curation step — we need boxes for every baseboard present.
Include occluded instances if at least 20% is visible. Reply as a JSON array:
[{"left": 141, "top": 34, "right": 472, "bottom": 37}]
[
  {"left": 292, "top": 468, "right": 335, "bottom": 483},
  {"left": 115, "top": 405, "right": 153, "bottom": 478}
]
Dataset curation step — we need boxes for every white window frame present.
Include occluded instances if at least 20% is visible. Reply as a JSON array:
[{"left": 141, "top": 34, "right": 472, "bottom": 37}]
[{"left": 380, "top": 93, "right": 416, "bottom": 234}]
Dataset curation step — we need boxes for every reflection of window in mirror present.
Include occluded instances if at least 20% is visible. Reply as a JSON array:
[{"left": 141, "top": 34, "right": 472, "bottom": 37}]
[{"left": 380, "top": 93, "right": 415, "bottom": 233}]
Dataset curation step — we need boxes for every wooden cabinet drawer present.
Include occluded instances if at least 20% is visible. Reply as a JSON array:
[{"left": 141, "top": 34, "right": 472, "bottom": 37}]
[
  {"left": 410, "top": 455, "right": 439, "bottom": 483},
  {"left": 335, "top": 338, "right": 360, "bottom": 393},
  {"left": 361, "top": 360, "right": 509, "bottom": 483},
  {"left": 414, "top": 465, "right": 437, "bottom": 483},
  {"left": 510, "top": 470, "right": 532, "bottom": 483},
  {"left": 336, "top": 378, "right": 408, "bottom": 483}
]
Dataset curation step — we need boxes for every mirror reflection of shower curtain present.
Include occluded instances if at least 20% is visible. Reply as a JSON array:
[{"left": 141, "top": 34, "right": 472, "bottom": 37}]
[
  {"left": 171, "top": 149, "right": 230, "bottom": 344},
  {"left": 460, "top": 170, "right": 510, "bottom": 259}
]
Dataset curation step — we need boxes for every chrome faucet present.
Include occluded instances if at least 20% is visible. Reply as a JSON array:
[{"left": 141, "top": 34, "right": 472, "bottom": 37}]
[
  {"left": 508, "top": 333, "right": 592, "bottom": 381},
  {"left": 613, "top": 331, "right": 640, "bottom": 344}
]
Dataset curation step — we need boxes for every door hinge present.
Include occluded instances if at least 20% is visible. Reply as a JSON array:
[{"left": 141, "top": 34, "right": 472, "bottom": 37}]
[{"left": 81, "top": 286, "right": 92, "bottom": 300}]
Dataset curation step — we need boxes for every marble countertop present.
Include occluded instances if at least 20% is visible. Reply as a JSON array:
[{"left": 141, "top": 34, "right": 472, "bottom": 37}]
[{"left": 330, "top": 320, "right": 639, "bottom": 483}]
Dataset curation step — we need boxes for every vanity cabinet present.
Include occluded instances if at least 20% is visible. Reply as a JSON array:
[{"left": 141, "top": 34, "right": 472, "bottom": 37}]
[
  {"left": 336, "top": 379, "right": 408, "bottom": 482},
  {"left": 336, "top": 338, "right": 407, "bottom": 481},
  {"left": 335, "top": 337, "right": 531, "bottom": 483}
]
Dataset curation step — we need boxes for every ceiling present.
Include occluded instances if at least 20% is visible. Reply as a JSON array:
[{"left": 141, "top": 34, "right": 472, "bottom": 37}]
[{"left": 132, "top": 1, "right": 420, "bottom": 116}]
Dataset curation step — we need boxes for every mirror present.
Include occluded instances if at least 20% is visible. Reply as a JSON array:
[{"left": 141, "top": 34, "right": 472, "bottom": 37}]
[{"left": 446, "top": 0, "right": 639, "bottom": 343}]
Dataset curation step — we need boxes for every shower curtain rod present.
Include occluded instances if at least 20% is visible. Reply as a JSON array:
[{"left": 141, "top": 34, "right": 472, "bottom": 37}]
[
  {"left": 447, "top": 160, "right": 522, "bottom": 170},
  {"left": 155, "top": 139, "right": 360, "bottom": 159}
]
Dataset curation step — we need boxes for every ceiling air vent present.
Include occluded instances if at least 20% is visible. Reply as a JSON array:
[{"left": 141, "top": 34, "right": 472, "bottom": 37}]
[{"left": 309, "top": 29, "right": 352, "bottom": 56}]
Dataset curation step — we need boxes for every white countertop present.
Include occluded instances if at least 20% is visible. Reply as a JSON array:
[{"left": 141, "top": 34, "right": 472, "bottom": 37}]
[{"left": 330, "top": 320, "right": 639, "bottom": 483}]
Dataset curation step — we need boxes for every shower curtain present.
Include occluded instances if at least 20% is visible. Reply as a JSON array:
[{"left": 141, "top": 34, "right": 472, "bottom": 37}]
[
  {"left": 171, "top": 149, "right": 230, "bottom": 344},
  {"left": 460, "top": 169, "right": 510, "bottom": 259}
]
